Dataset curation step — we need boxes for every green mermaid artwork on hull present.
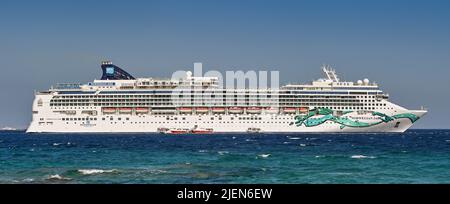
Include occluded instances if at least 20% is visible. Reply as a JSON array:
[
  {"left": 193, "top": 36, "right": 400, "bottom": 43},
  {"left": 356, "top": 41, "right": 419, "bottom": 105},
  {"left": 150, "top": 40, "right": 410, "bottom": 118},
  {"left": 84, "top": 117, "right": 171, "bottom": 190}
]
[{"left": 294, "top": 108, "right": 419, "bottom": 129}]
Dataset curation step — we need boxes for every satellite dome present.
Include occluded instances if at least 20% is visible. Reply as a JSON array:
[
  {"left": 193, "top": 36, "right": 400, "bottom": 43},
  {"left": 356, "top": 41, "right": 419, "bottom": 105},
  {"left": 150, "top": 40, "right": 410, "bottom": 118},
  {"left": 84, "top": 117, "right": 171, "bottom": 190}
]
[
  {"left": 363, "top": 78, "right": 370, "bottom": 85},
  {"left": 186, "top": 71, "right": 193, "bottom": 78},
  {"left": 357, "top": 80, "right": 363, "bottom": 85}
]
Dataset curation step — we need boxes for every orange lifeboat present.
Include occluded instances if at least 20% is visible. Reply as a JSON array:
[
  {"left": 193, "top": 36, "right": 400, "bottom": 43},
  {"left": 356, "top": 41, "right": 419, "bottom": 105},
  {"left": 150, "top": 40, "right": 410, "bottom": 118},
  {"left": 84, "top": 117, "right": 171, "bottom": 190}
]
[
  {"left": 102, "top": 107, "right": 116, "bottom": 113},
  {"left": 246, "top": 107, "right": 262, "bottom": 114},
  {"left": 135, "top": 107, "right": 149, "bottom": 113},
  {"left": 178, "top": 107, "right": 193, "bottom": 113},
  {"left": 282, "top": 107, "right": 297, "bottom": 113},
  {"left": 299, "top": 107, "right": 309, "bottom": 113},
  {"left": 229, "top": 107, "right": 244, "bottom": 114},
  {"left": 195, "top": 107, "right": 209, "bottom": 114},
  {"left": 119, "top": 107, "right": 132, "bottom": 113},
  {"left": 212, "top": 107, "right": 226, "bottom": 113}
]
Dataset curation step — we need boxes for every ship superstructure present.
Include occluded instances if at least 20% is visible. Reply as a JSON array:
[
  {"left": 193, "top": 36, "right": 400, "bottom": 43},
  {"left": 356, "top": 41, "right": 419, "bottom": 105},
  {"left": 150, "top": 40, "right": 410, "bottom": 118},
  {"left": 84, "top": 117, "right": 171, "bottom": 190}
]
[{"left": 27, "top": 62, "right": 426, "bottom": 133}]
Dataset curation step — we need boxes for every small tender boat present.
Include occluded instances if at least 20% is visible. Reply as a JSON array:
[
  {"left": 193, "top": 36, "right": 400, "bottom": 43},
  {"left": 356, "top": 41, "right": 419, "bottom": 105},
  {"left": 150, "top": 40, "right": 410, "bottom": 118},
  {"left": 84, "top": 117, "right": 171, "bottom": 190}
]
[
  {"left": 247, "top": 127, "right": 261, "bottom": 133},
  {"left": 191, "top": 128, "right": 214, "bottom": 134},
  {"left": 167, "top": 128, "right": 190, "bottom": 134}
]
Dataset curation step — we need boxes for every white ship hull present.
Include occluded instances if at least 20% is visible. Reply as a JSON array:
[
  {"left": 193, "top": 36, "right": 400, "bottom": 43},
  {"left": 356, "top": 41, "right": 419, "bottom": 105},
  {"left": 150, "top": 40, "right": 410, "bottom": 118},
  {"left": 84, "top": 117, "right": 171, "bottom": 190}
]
[
  {"left": 27, "top": 107, "right": 426, "bottom": 133},
  {"left": 26, "top": 62, "right": 427, "bottom": 134}
]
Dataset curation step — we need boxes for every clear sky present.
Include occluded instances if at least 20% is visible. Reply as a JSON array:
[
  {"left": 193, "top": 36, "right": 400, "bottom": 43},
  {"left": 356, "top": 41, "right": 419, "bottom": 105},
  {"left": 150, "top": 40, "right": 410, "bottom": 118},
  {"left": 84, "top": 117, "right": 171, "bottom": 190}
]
[{"left": 1, "top": 0, "right": 449, "bottom": 129}]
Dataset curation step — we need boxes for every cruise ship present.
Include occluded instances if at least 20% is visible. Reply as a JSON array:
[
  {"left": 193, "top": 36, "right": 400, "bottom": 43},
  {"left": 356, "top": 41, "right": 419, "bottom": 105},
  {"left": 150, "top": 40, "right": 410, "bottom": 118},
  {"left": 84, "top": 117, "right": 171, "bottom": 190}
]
[{"left": 27, "top": 62, "right": 427, "bottom": 133}]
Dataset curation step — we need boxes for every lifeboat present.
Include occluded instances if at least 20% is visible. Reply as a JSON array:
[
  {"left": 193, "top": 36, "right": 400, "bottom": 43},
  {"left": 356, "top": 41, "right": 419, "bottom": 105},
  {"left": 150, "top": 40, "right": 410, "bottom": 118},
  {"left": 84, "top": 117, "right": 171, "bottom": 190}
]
[
  {"left": 135, "top": 107, "right": 149, "bottom": 113},
  {"left": 168, "top": 128, "right": 190, "bottom": 134},
  {"left": 264, "top": 107, "right": 279, "bottom": 114},
  {"left": 228, "top": 107, "right": 244, "bottom": 114},
  {"left": 212, "top": 107, "right": 226, "bottom": 113},
  {"left": 282, "top": 107, "right": 297, "bottom": 114},
  {"left": 299, "top": 107, "right": 309, "bottom": 113},
  {"left": 102, "top": 107, "right": 116, "bottom": 113},
  {"left": 119, "top": 107, "right": 132, "bottom": 113},
  {"left": 191, "top": 128, "right": 214, "bottom": 134},
  {"left": 195, "top": 107, "right": 209, "bottom": 114},
  {"left": 178, "top": 107, "right": 193, "bottom": 113},
  {"left": 246, "top": 107, "right": 262, "bottom": 114}
]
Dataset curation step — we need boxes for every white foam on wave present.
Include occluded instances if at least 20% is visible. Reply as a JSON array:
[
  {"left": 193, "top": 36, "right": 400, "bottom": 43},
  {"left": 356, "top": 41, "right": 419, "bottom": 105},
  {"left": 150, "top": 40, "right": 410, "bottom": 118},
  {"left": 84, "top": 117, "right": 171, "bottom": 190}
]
[
  {"left": 53, "top": 143, "right": 62, "bottom": 146},
  {"left": 23, "top": 178, "right": 35, "bottom": 182},
  {"left": 258, "top": 154, "right": 271, "bottom": 158},
  {"left": 218, "top": 151, "right": 229, "bottom": 155},
  {"left": 299, "top": 144, "right": 307, "bottom": 147},
  {"left": 78, "top": 169, "right": 118, "bottom": 175},
  {"left": 288, "top": 137, "right": 301, "bottom": 140},
  {"left": 351, "top": 155, "right": 376, "bottom": 159},
  {"left": 47, "top": 174, "right": 71, "bottom": 181},
  {"left": 315, "top": 155, "right": 324, "bottom": 158},
  {"left": 198, "top": 150, "right": 208, "bottom": 153},
  {"left": 245, "top": 139, "right": 256, "bottom": 142}
]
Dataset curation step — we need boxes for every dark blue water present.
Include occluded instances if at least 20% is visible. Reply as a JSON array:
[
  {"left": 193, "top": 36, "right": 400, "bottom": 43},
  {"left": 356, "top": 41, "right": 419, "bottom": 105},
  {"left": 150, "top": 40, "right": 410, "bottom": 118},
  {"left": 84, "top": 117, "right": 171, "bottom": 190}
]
[{"left": 1, "top": 130, "right": 450, "bottom": 184}]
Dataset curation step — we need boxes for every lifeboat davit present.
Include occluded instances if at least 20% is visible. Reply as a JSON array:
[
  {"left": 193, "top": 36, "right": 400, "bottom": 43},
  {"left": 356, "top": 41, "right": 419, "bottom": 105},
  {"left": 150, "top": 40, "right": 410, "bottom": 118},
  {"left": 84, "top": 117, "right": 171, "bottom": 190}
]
[{"left": 229, "top": 107, "right": 244, "bottom": 114}]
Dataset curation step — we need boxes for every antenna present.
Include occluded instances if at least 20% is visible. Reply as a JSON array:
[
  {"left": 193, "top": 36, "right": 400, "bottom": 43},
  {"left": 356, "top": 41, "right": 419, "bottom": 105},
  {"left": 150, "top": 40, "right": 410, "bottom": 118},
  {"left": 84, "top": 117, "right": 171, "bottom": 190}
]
[{"left": 321, "top": 64, "right": 340, "bottom": 82}]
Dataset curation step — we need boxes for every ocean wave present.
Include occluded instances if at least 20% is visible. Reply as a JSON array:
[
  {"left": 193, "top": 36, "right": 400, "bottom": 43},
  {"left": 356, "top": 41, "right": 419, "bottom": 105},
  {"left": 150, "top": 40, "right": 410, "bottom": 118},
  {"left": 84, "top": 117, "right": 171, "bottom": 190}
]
[
  {"left": 47, "top": 174, "right": 72, "bottom": 181},
  {"left": 258, "top": 154, "right": 271, "bottom": 158},
  {"left": 218, "top": 151, "right": 229, "bottom": 155},
  {"left": 53, "top": 143, "right": 62, "bottom": 146},
  {"left": 299, "top": 144, "right": 307, "bottom": 147},
  {"left": 350, "top": 155, "right": 376, "bottom": 159},
  {"left": 198, "top": 150, "right": 208, "bottom": 153},
  {"left": 288, "top": 137, "right": 301, "bottom": 140},
  {"left": 77, "top": 169, "right": 118, "bottom": 175},
  {"left": 245, "top": 139, "right": 256, "bottom": 142},
  {"left": 315, "top": 155, "right": 324, "bottom": 158},
  {"left": 23, "top": 178, "right": 35, "bottom": 182}
]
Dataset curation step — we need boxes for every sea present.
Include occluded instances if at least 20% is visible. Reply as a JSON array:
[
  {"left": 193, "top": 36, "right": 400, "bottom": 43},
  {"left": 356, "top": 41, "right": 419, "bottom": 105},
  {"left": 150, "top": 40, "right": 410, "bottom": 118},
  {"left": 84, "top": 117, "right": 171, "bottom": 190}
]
[{"left": 1, "top": 129, "right": 449, "bottom": 184}]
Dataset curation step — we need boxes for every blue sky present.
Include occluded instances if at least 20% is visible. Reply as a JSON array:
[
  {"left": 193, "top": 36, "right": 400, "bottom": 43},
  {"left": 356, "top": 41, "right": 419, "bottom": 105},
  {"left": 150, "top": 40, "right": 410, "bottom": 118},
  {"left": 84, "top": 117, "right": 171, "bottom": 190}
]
[{"left": 1, "top": 0, "right": 449, "bottom": 129}]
